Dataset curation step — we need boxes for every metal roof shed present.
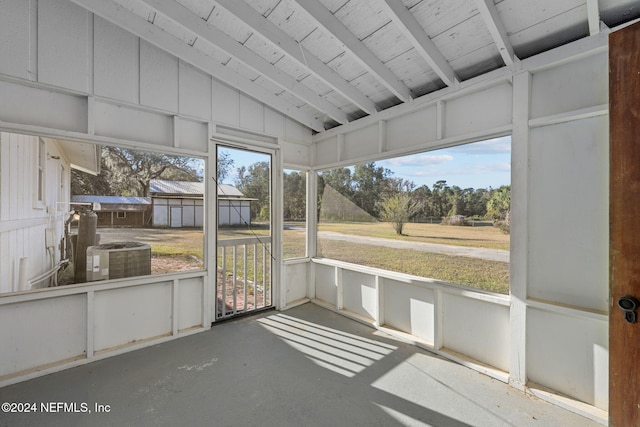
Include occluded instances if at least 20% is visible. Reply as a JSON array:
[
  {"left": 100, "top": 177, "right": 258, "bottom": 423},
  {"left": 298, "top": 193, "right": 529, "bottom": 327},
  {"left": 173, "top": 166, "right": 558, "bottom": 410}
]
[
  {"left": 150, "top": 179, "right": 255, "bottom": 227},
  {"left": 150, "top": 179, "right": 205, "bottom": 228},
  {"left": 71, "top": 195, "right": 152, "bottom": 227},
  {"left": 216, "top": 183, "right": 257, "bottom": 227}
]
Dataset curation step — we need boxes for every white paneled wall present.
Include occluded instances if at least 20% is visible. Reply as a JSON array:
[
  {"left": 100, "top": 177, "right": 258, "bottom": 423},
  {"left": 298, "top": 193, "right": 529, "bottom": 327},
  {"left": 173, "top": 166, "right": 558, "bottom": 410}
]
[
  {"left": 441, "top": 294, "right": 510, "bottom": 372},
  {"left": 0, "top": 0, "right": 32, "bottom": 79},
  {"left": 0, "top": 274, "right": 207, "bottom": 385},
  {"left": 283, "top": 260, "right": 309, "bottom": 307},
  {"left": 93, "top": 282, "right": 173, "bottom": 351},
  {"left": 0, "top": 294, "right": 87, "bottom": 377},
  {"left": 179, "top": 62, "right": 212, "bottom": 121},
  {"left": 443, "top": 83, "right": 512, "bottom": 138},
  {"left": 312, "top": 260, "right": 511, "bottom": 379},
  {"left": 94, "top": 102, "right": 175, "bottom": 147},
  {"left": 176, "top": 118, "right": 209, "bottom": 151},
  {"left": 309, "top": 34, "right": 610, "bottom": 419},
  {"left": 385, "top": 106, "right": 438, "bottom": 151},
  {"left": 140, "top": 41, "right": 180, "bottom": 112},
  {"left": 0, "top": 0, "right": 612, "bottom": 421},
  {"left": 313, "top": 78, "right": 513, "bottom": 169},
  {"left": 527, "top": 307, "right": 609, "bottom": 409},
  {"left": 529, "top": 51, "right": 608, "bottom": 119},
  {"left": 0, "top": 81, "right": 88, "bottom": 133},
  {"left": 0, "top": 0, "right": 311, "bottom": 386},
  {"left": 519, "top": 46, "right": 609, "bottom": 416},
  {"left": 37, "top": 0, "right": 92, "bottom": 93},
  {"left": 0, "top": 0, "right": 313, "bottom": 151},
  {"left": 178, "top": 277, "right": 205, "bottom": 331},
  {"left": 383, "top": 278, "right": 436, "bottom": 344},
  {"left": 528, "top": 117, "right": 609, "bottom": 311},
  {"left": 94, "top": 17, "right": 140, "bottom": 104},
  {"left": 341, "top": 269, "right": 378, "bottom": 320},
  {"left": 314, "top": 263, "right": 338, "bottom": 307}
]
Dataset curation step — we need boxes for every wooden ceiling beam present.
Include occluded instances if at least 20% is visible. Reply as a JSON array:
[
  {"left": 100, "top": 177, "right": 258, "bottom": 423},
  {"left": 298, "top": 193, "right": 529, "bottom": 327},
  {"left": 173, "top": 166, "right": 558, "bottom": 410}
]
[
  {"left": 293, "top": 0, "right": 413, "bottom": 102},
  {"left": 215, "top": 0, "right": 377, "bottom": 115},
  {"left": 381, "top": 0, "right": 458, "bottom": 86},
  {"left": 587, "top": 0, "right": 601, "bottom": 35},
  {"left": 475, "top": 0, "right": 516, "bottom": 66},
  {"left": 69, "top": 0, "right": 325, "bottom": 131},
  {"left": 141, "top": 0, "right": 348, "bottom": 125}
]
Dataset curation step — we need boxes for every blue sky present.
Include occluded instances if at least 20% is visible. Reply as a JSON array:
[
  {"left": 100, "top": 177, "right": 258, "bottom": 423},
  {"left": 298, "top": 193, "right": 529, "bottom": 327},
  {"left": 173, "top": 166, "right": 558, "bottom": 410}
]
[
  {"left": 219, "top": 136, "right": 511, "bottom": 190},
  {"left": 218, "top": 147, "right": 271, "bottom": 185},
  {"left": 378, "top": 136, "right": 511, "bottom": 190}
]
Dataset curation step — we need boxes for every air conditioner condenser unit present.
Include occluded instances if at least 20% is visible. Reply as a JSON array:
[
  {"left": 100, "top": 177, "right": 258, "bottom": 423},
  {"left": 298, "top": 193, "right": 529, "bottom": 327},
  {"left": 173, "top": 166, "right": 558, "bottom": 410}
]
[{"left": 86, "top": 242, "right": 151, "bottom": 281}]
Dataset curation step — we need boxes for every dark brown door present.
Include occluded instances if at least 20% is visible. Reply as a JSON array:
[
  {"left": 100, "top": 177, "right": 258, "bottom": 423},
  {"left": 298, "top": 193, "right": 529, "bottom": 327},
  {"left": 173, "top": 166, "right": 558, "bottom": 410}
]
[{"left": 609, "top": 20, "right": 640, "bottom": 427}]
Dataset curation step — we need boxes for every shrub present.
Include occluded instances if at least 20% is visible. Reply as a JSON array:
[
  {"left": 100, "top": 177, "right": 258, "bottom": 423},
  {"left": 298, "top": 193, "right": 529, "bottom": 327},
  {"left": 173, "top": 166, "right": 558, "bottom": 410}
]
[
  {"left": 496, "top": 220, "right": 510, "bottom": 234},
  {"left": 441, "top": 215, "right": 468, "bottom": 226},
  {"left": 378, "top": 193, "right": 422, "bottom": 235}
]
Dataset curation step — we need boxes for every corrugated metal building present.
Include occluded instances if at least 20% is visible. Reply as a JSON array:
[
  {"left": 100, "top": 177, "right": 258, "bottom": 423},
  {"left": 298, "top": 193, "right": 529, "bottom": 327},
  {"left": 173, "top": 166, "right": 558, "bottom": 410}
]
[
  {"left": 150, "top": 179, "right": 254, "bottom": 227},
  {"left": 150, "top": 180, "right": 204, "bottom": 228},
  {"left": 71, "top": 195, "right": 151, "bottom": 227},
  {"left": 216, "top": 183, "right": 256, "bottom": 227}
]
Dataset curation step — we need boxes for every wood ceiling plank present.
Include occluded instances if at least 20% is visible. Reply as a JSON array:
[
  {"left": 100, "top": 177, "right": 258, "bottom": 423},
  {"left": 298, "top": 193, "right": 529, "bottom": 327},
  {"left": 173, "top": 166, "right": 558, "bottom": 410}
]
[
  {"left": 475, "top": 0, "right": 516, "bottom": 65},
  {"left": 70, "top": 0, "right": 325, "bottom": 131},
  {"left": 142, "top": 0, "right": 349, "bottom": 124},
  {"left": 216, "top": 0, "right": 377, "bottom": 114},
  {"left": 381, "top": 0, "right": 459, "bottom": 86},
  {"left": 294, "top": 0, "right": 414, "bottom": 102}
]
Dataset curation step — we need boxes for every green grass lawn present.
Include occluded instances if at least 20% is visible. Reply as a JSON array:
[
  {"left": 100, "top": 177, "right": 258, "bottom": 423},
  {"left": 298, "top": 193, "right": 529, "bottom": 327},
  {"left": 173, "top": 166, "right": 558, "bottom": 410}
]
[
  {"left": 98, "top": 228, "right": 205, "bottom": 258},
  {"left": 317, "top": 239, "right": 509, "bottom": 294},
  {"left": 100, "top": 221, "right": 510, "bottom": 295},
  {"left": 217, "top": 244, "right": 271, "bottom": 285},
  {"left": 284, "top": 221, "right": 510, "bottom": 294},
  {"left": 318, "top": 221, "right": 510, "bottom": 250},
  {"left": 218, "top": 225, "right": 273, "bottom": 283}
]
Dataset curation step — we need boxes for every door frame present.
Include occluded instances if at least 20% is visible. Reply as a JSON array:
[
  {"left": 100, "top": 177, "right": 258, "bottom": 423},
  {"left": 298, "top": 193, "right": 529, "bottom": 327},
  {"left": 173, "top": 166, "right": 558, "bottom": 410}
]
[{"left": 211, "top": 136, "right": 282, "bottom": 321}]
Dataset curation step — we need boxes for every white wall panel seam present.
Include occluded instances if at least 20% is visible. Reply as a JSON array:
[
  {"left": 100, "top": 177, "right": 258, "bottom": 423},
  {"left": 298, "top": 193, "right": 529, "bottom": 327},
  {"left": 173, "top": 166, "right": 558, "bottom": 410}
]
[
  {"left": 509, "top": 70, "right": 531, "bottom": 390},
  {"left": 29, "top": 0, "right": 38, "bottom": 82},
  {"left": 87, "top": 11, "right": 94, "bottom": 94},
  {"left": 87, "top": 290, "right": 95, "bottom": 358}
]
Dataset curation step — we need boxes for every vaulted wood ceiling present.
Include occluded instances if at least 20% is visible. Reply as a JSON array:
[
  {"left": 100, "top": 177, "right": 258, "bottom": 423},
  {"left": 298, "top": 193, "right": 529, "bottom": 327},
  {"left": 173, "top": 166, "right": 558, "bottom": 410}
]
[{"left": 71, "top": 0, "right": 639, "bottom": 132}]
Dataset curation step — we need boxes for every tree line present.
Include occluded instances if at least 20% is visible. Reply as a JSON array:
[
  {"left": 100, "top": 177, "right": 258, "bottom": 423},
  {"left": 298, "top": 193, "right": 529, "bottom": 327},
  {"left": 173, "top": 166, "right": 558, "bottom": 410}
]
[
  {"left": 72, "top": 147, "right": 202, "bottom": 197},
  {"left": 240, "top": 161, "right": 510, "bottom": 233},
  {"left": 317, "top": 162, "right": 510, "bottom": 222},
  {"left": 73, "top": 149, "right": 510, "bottom": 234}
]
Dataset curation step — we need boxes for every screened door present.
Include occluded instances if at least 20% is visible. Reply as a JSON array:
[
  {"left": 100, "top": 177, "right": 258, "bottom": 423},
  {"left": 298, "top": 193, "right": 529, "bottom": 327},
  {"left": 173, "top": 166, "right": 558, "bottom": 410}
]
[{"left": 215, "top": 145, "right": 273, "bottom": 320}]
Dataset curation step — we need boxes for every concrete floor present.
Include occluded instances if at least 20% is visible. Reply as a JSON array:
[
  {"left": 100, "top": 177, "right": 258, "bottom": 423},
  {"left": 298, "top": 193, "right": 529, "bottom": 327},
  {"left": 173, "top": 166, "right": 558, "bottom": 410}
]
[{"left": 0, "top": 303, "right": 599, "bottom": 427}]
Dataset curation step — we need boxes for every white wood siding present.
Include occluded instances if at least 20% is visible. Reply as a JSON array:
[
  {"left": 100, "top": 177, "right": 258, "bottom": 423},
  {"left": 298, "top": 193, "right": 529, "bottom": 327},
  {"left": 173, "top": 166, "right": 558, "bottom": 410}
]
[{"left": 0, "top": 133, "right": 71, "bottom": 293}]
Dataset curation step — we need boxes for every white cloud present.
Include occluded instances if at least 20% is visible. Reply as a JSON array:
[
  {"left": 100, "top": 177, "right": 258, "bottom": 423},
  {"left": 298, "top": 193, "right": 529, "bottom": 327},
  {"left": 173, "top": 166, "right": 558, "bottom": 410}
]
[
  {"left": 406, "top": 162, "right": 510, "bottom": 178},
  {"left": 384, "top": 154, "right": 453, "bottom": 167}
]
